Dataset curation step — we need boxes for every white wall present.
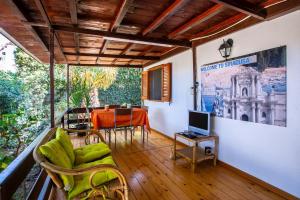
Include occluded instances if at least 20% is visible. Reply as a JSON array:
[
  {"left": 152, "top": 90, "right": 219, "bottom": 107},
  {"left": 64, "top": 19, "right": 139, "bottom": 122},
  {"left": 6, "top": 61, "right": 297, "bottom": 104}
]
[
  {"left": 144, "top": 11, "right": 300, "bottom": 197},
  {"left": 144, "top": 50, "right": 194, "bottom": 137}
]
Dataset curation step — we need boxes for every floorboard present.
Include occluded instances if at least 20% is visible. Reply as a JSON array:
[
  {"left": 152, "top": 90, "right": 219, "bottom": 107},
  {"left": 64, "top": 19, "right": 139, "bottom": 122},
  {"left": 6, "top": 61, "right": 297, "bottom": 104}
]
[{"left": 62, "top": 129, "right": 290, "bottom": 200}]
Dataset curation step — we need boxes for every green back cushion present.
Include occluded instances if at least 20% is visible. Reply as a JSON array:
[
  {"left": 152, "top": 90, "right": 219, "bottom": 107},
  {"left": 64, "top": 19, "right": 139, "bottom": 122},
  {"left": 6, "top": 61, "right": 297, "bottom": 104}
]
[
  {"left": 74, "top": 142, "right": 111, "bottom": 165},
  {"left": 68, "top": 156, "right": 117, "bottom": 199},
  {"left": 56, "top": 128, "right": 75, "bottom": 164},
  {"left": 39, "top": 139, "right": 74, "bottom": 191}
]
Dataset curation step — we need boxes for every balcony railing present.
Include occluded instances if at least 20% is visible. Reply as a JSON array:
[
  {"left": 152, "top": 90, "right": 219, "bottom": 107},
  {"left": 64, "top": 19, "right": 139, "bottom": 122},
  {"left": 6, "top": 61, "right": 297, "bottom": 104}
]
[
  {"left": 0, "top": 105, "right": 143, "bottom": 199},
  {"left": 0, "top": 111, "right": 67, "bottom": 200}
]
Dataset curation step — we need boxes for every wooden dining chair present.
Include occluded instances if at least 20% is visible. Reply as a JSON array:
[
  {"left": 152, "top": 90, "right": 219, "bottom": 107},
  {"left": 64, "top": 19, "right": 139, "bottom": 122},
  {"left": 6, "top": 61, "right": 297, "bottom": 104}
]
[
  {"left": 131, "top": 105, "right": 141, "bottom": 108},
  {"left": 109, "top": 104, "right": 121, "bottom": 109},
  {"left": 113, "top": 108, "right": 134, "bottom": 146}
]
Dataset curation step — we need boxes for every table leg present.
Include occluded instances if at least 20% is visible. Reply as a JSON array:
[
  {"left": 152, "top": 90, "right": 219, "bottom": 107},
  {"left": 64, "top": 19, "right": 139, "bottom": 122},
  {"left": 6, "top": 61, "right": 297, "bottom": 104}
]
[
  {"left": 192, "top": 142, "right": 197, "bottom": 172},
  {"left": 109, "top": 130, "right": 111, "bottom": 146},
  {"left": 173, "top": 134, "right": 177, "bottom": 160},
  {"left": 214, "top": 137, "right": 218, "bottom": 166},
  {"left": 142, "top": 126, "right": 145, "bottom": 143}
]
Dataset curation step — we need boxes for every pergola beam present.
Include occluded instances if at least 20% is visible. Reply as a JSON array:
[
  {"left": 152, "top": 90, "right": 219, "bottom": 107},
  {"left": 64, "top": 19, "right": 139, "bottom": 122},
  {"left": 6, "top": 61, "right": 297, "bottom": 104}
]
[
  {"left": 99, "top": 0, "right": 133, "bottom": 64},
  {"left": 53, "top": 25, "right": 192, "bottom": 47},
  {"left": 209, "top": 0, "right": 267, "bottom": 20},
  {"left": 65, "top": 52, "right": 160, "bottom": 60},
  {"left": 142, "top": 0, "right": 190, "bottom": 35},
  {"left": 96, "top": 40, "right": 109, "bottom": 64},
  {"left": 112, "top": 43, "right": 134, "bottom": 64},
  {"left": 7, "top": 0, "right": 48, "bottom": 52},
  {"left": 68, "top": 64, "right": 142, "bottom": 68},
  {"left": 111, "top": 0, "right": 134, "bottom": 31},
  {"left": 33, "top": 0, "right": 67, "bottom": 61},
  {"left": 128, "top": 45, "right": 154, "bottom": 65},
  {"left": 168, "top": 4, "right": 224, "bottom": 38},
  {"left": 68, "top": 0, "right": 80, "bottom": 64},
  {"left": 190, "top": 13, "right": 247, "bottom": 40}
]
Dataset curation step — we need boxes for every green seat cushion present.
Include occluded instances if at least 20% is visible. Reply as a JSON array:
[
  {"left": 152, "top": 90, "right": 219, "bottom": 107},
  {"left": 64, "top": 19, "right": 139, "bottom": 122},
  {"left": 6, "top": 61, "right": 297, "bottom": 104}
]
[
  {"left": 39, "top": 139, "right": 74, "bottom": 191},
  {"left": 74, "top": 143, "right": 111, "bottom": 165},
  {"left": 56, "top": 128, "right": 75, "bottom": 164},
  {"left": 68, "top": 156, "right": 118, "bottom": 199}
]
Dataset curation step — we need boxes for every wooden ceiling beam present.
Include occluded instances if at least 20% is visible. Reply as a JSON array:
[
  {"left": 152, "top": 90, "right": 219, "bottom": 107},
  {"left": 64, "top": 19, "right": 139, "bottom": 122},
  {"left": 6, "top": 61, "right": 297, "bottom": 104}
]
[
  {"left": 209, "top": 0, "right": 267, "bottom": 20},
  {"left": 68, "top": 0, "right": 77, "bottom": 24},
  {"left": 53, "top": 25, "right": 192, "bottom": 47},
  {"left": 112, "top": 43, "right": 134, "bottom": 64},
  {"left": 68, "top": 0, "right": 79, "bottom": 64},
  {"left": 168, "top": 4, "right": 224, "bottom": 38},
  {"left": 65, "top": 52, "right": 160, "bottom": 60},
  {"left": 144, "top": 0, "right": 299, "bottom": 67},
  {"left": 128, "top": 45, "right": 155, "bottom": 65},
  {"left": 190, "top": 13, "right": 247, "bottom": 40},
  {"left": 143, "top": 46, "right": 187, "bottom": 67},
  {"left": 21, "top": 20, "right": 48, "bottom": 27},
  {"left": 191, "top": 0, "right": 288, "bottom": 41},
  {"left": 101, "top": 0, "right": 133, "bottom": 64},
  {"left": 68, "top": 63, "right": 142, "bottom": 68},
  {"left": 33, "top": 0, "right": 67, "bottom": 61},
  {"left": 96, "top": 40, "right": 109, "bottom": 64},
  {"left": 7, "top": 0, "right": 48, "bottom": 52},
  {"left": 142, "top": 0, "right": 190, "bottom": 36},
  {"left": 111, "top": 0, "right": 134, "bottom": 31}
]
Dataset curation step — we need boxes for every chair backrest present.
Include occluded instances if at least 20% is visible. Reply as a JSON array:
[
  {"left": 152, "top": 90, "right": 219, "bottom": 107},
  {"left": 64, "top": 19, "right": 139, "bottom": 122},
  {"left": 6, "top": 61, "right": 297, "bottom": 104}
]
[
  {"left": 109, "top": 104, "right": 120, "bottom": 109},
  {"left": 114, "top": 108, "right": 133, "bottom": 128},
  {"left": 131, "top": 105, "right": 141, "bottom": 108},
  {"left": 33, "top": 128, "right": 65, "bottom": 189}
]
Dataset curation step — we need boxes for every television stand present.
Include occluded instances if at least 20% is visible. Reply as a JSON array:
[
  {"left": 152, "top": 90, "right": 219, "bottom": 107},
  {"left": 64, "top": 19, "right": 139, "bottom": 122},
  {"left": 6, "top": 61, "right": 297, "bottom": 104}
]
[{"left": 172, "top": 132, "right": 219, "bottom": 172}]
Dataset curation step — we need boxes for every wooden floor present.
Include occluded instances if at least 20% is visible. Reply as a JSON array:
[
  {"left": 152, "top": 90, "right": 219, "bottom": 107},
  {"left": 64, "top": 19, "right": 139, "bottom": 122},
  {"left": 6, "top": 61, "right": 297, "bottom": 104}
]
[{"left": 68, "top": 129, "right": 288, "bottom": 200}]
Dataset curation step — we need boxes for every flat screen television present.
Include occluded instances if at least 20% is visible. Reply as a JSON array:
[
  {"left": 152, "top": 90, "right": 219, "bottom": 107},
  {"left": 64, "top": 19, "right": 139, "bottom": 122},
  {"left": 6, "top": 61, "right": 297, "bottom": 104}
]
[{"left": 188, "top": 110, "right": 210, "bottom": 136}]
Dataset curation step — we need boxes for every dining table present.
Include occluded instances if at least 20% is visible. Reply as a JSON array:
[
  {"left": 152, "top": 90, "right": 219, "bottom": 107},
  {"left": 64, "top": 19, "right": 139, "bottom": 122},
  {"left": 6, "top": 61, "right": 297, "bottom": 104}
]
[{"left": 91, "top": 108, "right": 151, "bottom": 142}]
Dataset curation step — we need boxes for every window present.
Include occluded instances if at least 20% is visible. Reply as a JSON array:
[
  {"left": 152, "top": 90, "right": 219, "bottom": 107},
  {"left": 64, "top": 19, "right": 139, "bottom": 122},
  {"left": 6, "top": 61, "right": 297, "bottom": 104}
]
[
  {"left": 141, "top": 63, "right": 172, "bottom": 102},
  {"left": 149, "top": 68, "right": 162, "bottom": 100},
  {"left": 242, "top": 87, "right": 248, "bottom": 96}
]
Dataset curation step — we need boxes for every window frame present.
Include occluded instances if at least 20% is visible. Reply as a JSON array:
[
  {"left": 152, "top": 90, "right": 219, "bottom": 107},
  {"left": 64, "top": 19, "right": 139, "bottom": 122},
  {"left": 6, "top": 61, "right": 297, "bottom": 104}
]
[{"left": 141, "top": 63, "right": 172, "bottom": 102}]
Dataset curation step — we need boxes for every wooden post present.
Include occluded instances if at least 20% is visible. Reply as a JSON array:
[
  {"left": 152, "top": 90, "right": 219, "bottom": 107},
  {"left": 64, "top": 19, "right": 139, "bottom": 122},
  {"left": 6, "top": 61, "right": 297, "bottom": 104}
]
[
  {"left": 192, "top": 43, "right": 198, "bottom": 110},
  {"left": 49, "top": 28, "right": 55, "bottom": 128},
  {"left": 67, "top": 64, "right": 70, "bottom": 110}
]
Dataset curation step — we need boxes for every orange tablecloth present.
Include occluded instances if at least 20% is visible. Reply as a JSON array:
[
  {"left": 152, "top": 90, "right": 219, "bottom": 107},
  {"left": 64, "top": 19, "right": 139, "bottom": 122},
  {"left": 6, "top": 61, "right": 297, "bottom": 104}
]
[{"left": 91, "top": 108, "right": 150, "bottom": 132}]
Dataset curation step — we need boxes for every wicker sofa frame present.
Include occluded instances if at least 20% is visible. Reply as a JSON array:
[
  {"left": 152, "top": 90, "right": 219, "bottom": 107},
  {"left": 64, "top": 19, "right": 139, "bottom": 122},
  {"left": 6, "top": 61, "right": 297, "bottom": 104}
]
[{"left": 33, "top": 128, "right": 129, "bottom": 200}]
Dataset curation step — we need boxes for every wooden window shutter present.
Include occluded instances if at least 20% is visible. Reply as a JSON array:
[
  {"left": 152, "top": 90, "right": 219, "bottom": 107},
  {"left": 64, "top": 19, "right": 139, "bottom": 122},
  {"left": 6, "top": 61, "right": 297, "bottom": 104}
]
[
  {"left": 141, "top": 71, "right": 149, "bottom": 100},
  {"left": 162, "top": 63, "right": 172, "bottom": 102}
]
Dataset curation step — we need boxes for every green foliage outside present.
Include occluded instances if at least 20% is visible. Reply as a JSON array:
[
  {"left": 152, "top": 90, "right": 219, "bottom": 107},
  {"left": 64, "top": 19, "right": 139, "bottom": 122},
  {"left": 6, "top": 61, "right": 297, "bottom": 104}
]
[
  {"left": 69, "top": 67, "right": 117, "bottom": 109},
  {"left": 0, "top": 71, "right": 22, "bottom": 114},
  {"left": 0, "top": 48, "right": 142, "bottom": 173},
  {"left": 0, "top": 48, "right": 67, "bottom": 172},
  {"left": 99, "top": 68, "right": 142, "bottom": 106}
]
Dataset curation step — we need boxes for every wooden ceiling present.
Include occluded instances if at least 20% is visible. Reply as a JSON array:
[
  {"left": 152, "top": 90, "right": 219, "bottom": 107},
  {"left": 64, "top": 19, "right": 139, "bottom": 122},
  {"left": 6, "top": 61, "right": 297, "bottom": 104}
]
[{"left": 0, "top": 0, "right": 299, "bottom": 68}]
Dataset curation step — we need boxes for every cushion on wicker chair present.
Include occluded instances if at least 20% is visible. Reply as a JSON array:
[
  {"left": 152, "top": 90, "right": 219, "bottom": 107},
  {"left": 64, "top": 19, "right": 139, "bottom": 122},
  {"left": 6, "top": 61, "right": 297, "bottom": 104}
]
[
  {"left": 68, "top": 156, "right": 118, "bottom": 200},
  {"left": 74, "top": 142, "right": 111, "bottom": 165},
  {"left": 39, "top": 139, "right": 74, "bottom": 191},
  {"left": 56, "top": 128, "right": 75, "bottom": 164}
]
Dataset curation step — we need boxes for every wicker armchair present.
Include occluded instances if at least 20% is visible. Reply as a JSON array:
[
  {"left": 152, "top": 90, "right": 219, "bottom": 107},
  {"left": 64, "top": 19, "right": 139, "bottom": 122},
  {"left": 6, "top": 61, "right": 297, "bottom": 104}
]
[{"left": 33, "top": 128, "right": 129, "bottom": 200}]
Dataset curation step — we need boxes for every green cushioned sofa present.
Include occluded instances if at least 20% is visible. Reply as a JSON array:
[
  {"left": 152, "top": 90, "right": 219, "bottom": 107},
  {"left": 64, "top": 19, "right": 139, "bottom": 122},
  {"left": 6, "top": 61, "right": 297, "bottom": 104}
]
[{"left": 33, "top": 127, "right": 128, "bottom": 200}]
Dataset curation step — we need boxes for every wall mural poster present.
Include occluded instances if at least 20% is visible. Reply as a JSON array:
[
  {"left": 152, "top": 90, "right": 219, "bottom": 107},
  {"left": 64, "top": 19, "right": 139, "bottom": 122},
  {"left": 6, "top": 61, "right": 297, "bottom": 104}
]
[{"left": 200, "top": 46, "right": 287, "bottom": 127}]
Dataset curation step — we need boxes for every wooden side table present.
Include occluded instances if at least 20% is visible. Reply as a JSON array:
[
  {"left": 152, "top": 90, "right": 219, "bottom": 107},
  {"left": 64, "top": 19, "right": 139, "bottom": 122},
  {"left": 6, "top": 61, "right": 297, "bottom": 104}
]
[{"left": 173, "top": 132, "right": 218, "bottom": 172}]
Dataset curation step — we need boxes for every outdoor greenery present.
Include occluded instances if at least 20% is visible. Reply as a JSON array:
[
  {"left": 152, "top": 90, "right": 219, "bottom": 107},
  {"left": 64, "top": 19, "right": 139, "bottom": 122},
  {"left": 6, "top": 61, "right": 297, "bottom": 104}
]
[
  {"left": 70, "top": 67, "right": 117, "bottom": 108},
  {"left": 0, "top": 48, "right": 142, "bottom": 173},
  {"left": 0, "top": 48, "right": 67, "bottom": 172},
  {"left": 99, "top": 68, "right": 142, "bottom": 106}
]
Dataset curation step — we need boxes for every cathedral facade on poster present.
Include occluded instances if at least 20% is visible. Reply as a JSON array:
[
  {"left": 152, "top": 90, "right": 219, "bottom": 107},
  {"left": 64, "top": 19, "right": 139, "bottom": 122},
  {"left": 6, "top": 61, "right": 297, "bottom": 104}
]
[
  {"left": 222, "top": 66, "right": 286, "bottom": 126},
  {"left": 200, "top": 46, "right": 287, "bottom": 127}
]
